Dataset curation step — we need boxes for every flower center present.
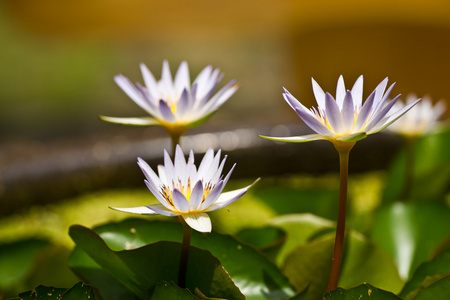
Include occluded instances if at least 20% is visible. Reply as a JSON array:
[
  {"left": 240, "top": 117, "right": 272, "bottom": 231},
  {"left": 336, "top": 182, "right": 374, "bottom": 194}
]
[{"left": 159, "top": 179, "right": 215, "bottom": 209}]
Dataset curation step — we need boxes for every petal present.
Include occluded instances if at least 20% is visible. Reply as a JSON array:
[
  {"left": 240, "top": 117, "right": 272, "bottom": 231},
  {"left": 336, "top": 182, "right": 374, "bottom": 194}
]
[
  {"left": 174, "top": 145, "right": 187, "bottom": 183},
  {"left": 325, "top": 92, "right": 344, "bottom": 135},
  {"left": 200, "top": 180, "right": 225, "bottom": 210},
  {"left": 211, "top": 155, "right": 227, "bottom": 183},
  {"left": 282, "top": 88, "right": 302, "bottom": 110},
  {"left": 140, "top": 63, "right": 159, "bottom": 96},
  {"left": 369, "top": 98, "right": 422, "bottom": 134},
  {"left": 138, "top": 157, "right": 163, "bottom": 186},
  {"left": 336, "top": 75, "right": 346, "bottom": 109},
  {"left": 197, "top": 80, "right": 238, "bottom": 115},
  {"left": 197, "top": 148, "right": 215, "bottom": 181},
  {"left": 365, "top": 94, "right": 401, "bottom": 132},
  {"left": 174, "top": 61, "right": 190, "bottom": 95},
  {"left": 351, "top": 75, "right": 364, "bottom": 107},
  {"left": 176, "top": 89, "right": 191, "bottom": 118},
  {"left": 147, "top": 204, "right": 179, "bottom": 216},
  {"left": 258, "top": 134, "right": 327, "bottom": 143},
  {"left": 144, "top": 179, "right": 173, "bottom": 210},
  {"left": 172, "top": 189, "right": 190, "bottom": 213},
  {"left": 342, "top": 91, "right": 355, "bottom": 133},
  {"left": 114, "top": 75, "right": 151, "bottom": 113},
  {"left": 311, "top": 78, "right": 326, "bottom": 109},
  {"left": 294, "top": 107, "right": 332, "bottom": 137},
  {"left": 189, "top": 180, "right": 204, "bottom": 211},
  {"left": 159, "top": 60, "right": 173, "bottom": 96},
  {"left": 99, "top": 116, "right": 159, "bottom": 126},
  {"left": 194, "top": 65, "right": 213, "bottom": 100},
  {"left": 206, "top": 178, "right": 259, "bottom": 212},
  {"left": 354, "top": 90, "right": 376, "bottom": 132},
  {"left": 158, "top": 99, "right": 176, "bottom": 123},
  {"left": 203, "top": 149, "right": 222, "bottom": 183},
  {"left": 163, "top": 149, "right": 175, "bottom": 186},
  {"left": 183, "top": 212, "right": 211, "bottom": 232},
  {"left": 109, "top": 206, "right": 155, "bottom": 215}
]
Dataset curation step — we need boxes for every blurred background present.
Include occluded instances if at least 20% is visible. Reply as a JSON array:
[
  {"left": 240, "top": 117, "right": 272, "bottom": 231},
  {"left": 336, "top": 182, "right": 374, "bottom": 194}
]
[{"left": 1, "top": 0, "right": 450, "bottom": 210}]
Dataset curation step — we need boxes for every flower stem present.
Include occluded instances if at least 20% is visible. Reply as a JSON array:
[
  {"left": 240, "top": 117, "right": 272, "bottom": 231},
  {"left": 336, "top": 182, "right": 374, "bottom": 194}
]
[
  {"left": 178, "top": 216, "right": 192, "bottom": 289},
  {"left": 399, "top": 136, "right": 416, "bottom": 201},
  {"left": 327, "top": 142, "right": 354, "bottom": 292}
]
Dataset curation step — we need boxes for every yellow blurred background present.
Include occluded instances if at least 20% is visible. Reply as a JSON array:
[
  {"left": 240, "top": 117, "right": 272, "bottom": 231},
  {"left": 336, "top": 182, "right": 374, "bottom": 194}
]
[{"left": 1, "top": 0, "right": 450, "bottom": 142}]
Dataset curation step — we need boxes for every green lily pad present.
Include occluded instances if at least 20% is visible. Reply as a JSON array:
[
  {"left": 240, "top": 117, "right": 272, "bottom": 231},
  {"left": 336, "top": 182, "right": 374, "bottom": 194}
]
[
  {"left": 323, "top": 283, "right": 401, "bottom": 299},
  {"left": 148, "top": 282, "right": 201, "bottom": 299},
  {"left": 403, "top": 273, "right": 450, "bottom": 300},
  {"left": 9, "top": 282, "right": 94, "bottom": 300},
  {"left": 282, "top": 231, "right": 402, "bottom": 299},
  {"left": 400, "top": 249, "right": 450, "bottom": 298},
  {"left": 69, "top": 219, "right": 295, "bottom": 299},
  {"left": 69, "top": 224, "right": 244, "bottom": 299},
  {"left": 370, "top": 202, "right": 450, "bottom": 280},
  {"left": 269, "top": 214, "right": 335, "bottom": 266}
]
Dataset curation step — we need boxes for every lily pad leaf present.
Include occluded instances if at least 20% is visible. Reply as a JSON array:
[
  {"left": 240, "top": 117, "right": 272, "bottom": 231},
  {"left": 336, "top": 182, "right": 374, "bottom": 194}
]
[
  {"left": 403, "top": 273, "right": 450, "bottom": 300},
  {"left": 282, "top": 231, "right": 402, "bottom": 299},
  {"left": 69, "top": 219, "right": 295, "bottom": 300},
  {"left": 9, "top": 282, "right": 94, "bottom": 300},
  {"left": 323, "top": 283, "right": 401, "bottom": 299},
  {"left": 370, "top": 202, "right": 450, "bottom": 280},
  {"left": 69, "top": 224, "right": 244, "bottom": 300},
  {"left": 148, "top": 282, "right": 200, "bottom": 300},
  {"left": 400, "top": 249, "right": 450, "bottom": 298}
]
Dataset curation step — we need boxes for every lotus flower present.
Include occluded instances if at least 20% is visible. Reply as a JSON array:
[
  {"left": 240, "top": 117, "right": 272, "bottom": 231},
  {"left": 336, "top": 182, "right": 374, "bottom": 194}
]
[
  {"left": 260, "top": 76, "right": 420, "bottom": 144},
  {"left": 100, "top": 61, "right": 239, "bottom": 134},
  {"left": 387, "top": 95, "right": 446, "bottom": 137},
  {"left": 110, "top": 145, "right": 257, "bottom": 232}
]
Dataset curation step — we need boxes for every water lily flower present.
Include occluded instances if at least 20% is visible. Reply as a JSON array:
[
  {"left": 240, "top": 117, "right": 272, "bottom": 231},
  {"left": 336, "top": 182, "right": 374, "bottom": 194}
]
[
  {"left": 260, "top": 76, "right": 421, "bottom": 145},
  {"left": 387, "top": 95, "right": 446, "bottom": 137},
  {"left": 110, "top": 145, "right": 258, "bottom": 233},
  {"left": 100, "top": 61, "right": 239, "bottom": 137}
]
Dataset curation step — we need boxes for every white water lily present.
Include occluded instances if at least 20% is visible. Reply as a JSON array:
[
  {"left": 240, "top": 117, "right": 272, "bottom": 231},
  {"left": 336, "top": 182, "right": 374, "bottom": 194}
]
[
  {"left": 110, "top": 145, "right": 257, "bottom": 233},
  {"left": 100, "top": 61, "right": 239, "bottom": 134},
  {"left": 260, "top": 76, "right": 421, "bottom": 144},
  {"left": 387, "top": 95, "right": 446, "bottom": 137}
]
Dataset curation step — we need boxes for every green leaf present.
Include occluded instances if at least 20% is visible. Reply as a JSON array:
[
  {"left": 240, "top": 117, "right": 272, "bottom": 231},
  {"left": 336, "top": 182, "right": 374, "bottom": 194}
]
[
  {"left": 236, "top": 226, "right": 286, "bottom": 249},
  {"left": 69, "top": 219, "right": 295, "bottom": 300},
  {"left": 400, "top": 249, "right": 450, "bottom": 298},
  {"left": 69, "top": 224, "right": 244, "bottom": 300},
  {"left": 404, "top": 273, "right": 450, "bottom": 300},
  {"left": 10, "top": 282, "right": 94, "bottom": 300},
  {"left": 323, "top": 283, "right": 401, "bottom": 299},
  {"left": 148, "top": 282, "right": 200, "bottom": 300},
  {"left": 269, "top": 214, "right": 335, "bottom": 266},
  {"left": 384, "top": 129, "right": 450, "bottom": 202},
  {"left": 282, "top": 232, "right": 403, "bottom": 299},
  {"left": 370, "top": 202, "right": 450, "bottom": 280}
]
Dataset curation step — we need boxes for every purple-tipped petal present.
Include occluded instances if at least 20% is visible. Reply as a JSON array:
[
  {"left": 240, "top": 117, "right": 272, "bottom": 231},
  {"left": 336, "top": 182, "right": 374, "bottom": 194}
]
[
  {"left": 189, "top": 180, "right": 204, "bottom": 211},
  {"left": 200, "top": 180, "right": 225, "bottom": 210},
  {"left": 114, "top": 75, "right": 149, "bottom": 112},
  {"left": 163, "top": 149, "right": 175, "bottom": 186},
  {"left": 144, "top": 179, "right": 172, "bottom": 210},
  {"left": 365, "top": 94, "right": 401, "bottom": 132},
  {"left": 282, "top": 88, "right": 301, "bottom": 110},
  {"left": 159, "top": 99, "right": 176, "bottom": 123},
  {"left": 172, "top": 189, "right": 190, "bottom": 213},
  {"left": 137, "top": 157, "right": 162, "bottom": 186},
  {"left": 354, "top": 91, "right": 376, "bottom": 132},
  {"left": 342, "top": 91, "right": 355, "bottom": 133},
  {"left": 205, "top": 178, "right": 259, "bottom": 212},
  {"left": 369, "top": 98, "right": 422, "bottom": 134},
  {"left": 325, "top": 93, "right": 344, "bottom": 134},
  {"left": 294, "top": 107, "right": 332, "bottom": 137},
  {"left": 140, "top": 63, "right": 159, "bottom": 95},
  {"left": 176, "top": 89, "right": 190, "bottom": 118},
  {"left": 109, "top": 206, "right": 155, "bottom": 215},
  {"left": 182, "top": 213, "right": 211, "bottom": 232},
  {"left": 146, "top": 204, "right": 179, "bottom": 216}
]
